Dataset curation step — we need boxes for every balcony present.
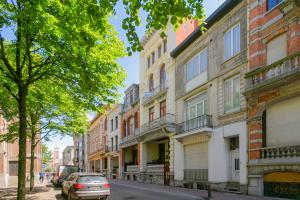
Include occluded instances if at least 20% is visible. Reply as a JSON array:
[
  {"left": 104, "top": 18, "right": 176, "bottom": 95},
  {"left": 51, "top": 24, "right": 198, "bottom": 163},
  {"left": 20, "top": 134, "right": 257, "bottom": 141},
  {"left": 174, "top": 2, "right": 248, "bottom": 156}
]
[
  {"left": 184, "top": 169, "right": 208, "bottom": 182},
  {"left": 245, "top": 53, "right": 300, "bottom": 93},
  {"left": 126, "top": 165, "right": 139, "bottom": 172},
  {"left": 120, "top": 128, "right": 141, "bottom": 148},
  {"left": 121, "top": 98, "right": 140, "bottom": 113},
  {"left": 146, "top": 164, "right": 164, "bottom": 173},
  {"left": 108, "top": 145, "right": 119, "bottom": 152},
  {"left": 260, "top": 145, "right": 300, "bottom": 159},
  {"left": 176, "top": 115, "right": 213, "bottom": 137},
  {"left": 141, "top": 114, "right": 175, "bottom": 135},
  {"left": 143, "top": 82, "right": 168, "bottom": 105}
]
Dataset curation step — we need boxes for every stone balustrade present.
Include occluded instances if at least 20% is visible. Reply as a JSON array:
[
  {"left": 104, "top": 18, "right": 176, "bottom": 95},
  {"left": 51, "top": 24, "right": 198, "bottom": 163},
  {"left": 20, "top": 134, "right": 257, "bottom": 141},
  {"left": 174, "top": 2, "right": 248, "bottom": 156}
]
[
  {"left": 146, "top": 164, "right": 164, "bottom": 173},
  {"left": 184, "top": 169, "right": 208, "bottom": 181},
  {"left": 126, "top": 165, "right": 139, "bottom": 172},
  {"left": 260, "top": 145, "right": 300, "bottom": 159}
]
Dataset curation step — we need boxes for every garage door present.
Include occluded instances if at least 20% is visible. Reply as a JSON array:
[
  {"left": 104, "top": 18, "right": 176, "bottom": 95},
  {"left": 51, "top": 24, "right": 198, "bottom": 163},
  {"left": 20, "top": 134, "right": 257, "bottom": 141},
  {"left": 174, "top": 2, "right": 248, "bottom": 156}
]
[
  {"left": 267, "top": 96, "right": 300, "bottom": 146},
  {"left": 184, "top": 142, "right": 208, "bottom": 169}
]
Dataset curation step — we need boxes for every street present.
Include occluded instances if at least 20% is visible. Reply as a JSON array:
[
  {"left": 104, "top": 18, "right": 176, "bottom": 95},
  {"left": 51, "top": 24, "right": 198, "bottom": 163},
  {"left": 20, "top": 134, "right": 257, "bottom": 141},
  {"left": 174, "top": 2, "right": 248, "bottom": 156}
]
[{"left": 0, "top": 180, "right": 287, "bottom": 200}]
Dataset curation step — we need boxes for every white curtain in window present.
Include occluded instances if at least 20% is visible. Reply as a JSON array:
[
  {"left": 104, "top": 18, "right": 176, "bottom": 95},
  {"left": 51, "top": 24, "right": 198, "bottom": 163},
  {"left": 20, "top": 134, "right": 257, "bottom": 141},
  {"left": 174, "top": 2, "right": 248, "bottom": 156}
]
[
  {"left": 233, "top": 25, "right": 240, "bottom": 55},
  {"left": 200, "top": 49, "right": 208, "bottom": 73}
]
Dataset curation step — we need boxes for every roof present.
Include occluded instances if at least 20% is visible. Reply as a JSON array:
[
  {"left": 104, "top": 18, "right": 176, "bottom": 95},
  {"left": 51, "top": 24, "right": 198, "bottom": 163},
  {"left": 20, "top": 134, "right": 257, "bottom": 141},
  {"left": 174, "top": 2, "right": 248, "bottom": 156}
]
[{"left": 170, "top": 0, "right": 242, "bottom": 58}]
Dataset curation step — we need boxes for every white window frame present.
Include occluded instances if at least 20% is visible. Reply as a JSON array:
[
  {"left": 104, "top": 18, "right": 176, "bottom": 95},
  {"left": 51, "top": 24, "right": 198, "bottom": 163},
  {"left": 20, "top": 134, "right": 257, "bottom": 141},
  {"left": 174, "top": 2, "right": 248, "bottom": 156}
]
[
  {"left": 185, "top": 92, "right": 208, "bottom": 121},
  {"left": 185, "top": 48, "right": 208, "bottom": 82},
  {"left": 223, "top": 23, "right": 240, "bottom": 61},
  {"left": 224, "top": 75, "right": 240, "bottom": 113}
]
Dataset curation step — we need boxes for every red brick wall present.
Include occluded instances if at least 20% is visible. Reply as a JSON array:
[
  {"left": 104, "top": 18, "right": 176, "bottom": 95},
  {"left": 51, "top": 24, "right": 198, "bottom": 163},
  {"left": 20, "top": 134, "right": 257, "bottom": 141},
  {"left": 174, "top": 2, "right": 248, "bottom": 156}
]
[
  {"left": 176, "top": 20, "right": 198, "bottom": 45},
  {"left": 247, "top": 0, "right": 300, "bottom": 160}
]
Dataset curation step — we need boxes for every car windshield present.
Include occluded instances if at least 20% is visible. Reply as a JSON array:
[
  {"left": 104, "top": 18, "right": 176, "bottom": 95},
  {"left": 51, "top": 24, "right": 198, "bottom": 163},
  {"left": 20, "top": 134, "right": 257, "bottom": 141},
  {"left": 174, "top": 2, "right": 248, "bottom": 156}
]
[{"left": 78, "top": 176, "right": 106, "bottom": 183}]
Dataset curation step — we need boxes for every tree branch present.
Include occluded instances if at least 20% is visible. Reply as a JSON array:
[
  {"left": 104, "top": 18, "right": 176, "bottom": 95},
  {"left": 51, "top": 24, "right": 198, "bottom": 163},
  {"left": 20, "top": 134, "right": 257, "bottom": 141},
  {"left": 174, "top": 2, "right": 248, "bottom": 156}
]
[
  {"left": 3, "top": 83, "right": 19, "bottom": 101},
  {"left": 0, "top": 36, "right": 18, "bottom": 81}
]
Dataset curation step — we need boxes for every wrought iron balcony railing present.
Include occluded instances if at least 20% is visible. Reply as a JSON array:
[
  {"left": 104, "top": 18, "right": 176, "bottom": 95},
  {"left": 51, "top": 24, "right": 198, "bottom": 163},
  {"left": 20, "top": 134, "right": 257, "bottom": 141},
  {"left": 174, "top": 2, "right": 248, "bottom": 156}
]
[
  {"left": 177, "top": 115, "right": 212, "bottom": 134},
  {"left": 260, "top": 145, "right": 300, "bottom": 159},
  {"left": 184, "top": 169, "right": 208, "bottom": 181},
  {"left": 245, "top": 53, "right": 300, "bottom": 92},
  {"left": 142, "top": 82, "right": 168, "bottom": 105},
  {"left": 121, "top": 97, "right": 140, "bottom": 113},
  {"left": 141, "top": 113, "right": 175, "bottom": 134}
]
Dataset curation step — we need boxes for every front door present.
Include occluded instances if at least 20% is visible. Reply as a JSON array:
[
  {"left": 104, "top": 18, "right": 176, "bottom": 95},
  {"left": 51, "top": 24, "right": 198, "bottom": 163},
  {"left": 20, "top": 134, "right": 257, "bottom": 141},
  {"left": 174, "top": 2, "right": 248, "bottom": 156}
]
[
  {"left": 229, "top": 137, "right": 239, "bottom": 182},
  {"left": 230, "top": 150, "right": 240, "bottom": 182}
]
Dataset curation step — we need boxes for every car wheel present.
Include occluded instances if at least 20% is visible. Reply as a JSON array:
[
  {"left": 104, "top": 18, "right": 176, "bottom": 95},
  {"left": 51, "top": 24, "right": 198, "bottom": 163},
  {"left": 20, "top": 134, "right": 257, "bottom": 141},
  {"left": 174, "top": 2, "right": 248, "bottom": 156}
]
[{"left": 68, "top": 192, "right": 74, "bottom": 200}]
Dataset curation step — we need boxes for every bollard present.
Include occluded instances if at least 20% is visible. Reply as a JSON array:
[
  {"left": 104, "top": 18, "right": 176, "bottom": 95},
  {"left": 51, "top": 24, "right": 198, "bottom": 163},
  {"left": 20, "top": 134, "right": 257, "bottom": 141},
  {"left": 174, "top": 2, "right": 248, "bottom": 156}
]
[{"left": 207, "top": 184, "right": 211, "bottom": 199}]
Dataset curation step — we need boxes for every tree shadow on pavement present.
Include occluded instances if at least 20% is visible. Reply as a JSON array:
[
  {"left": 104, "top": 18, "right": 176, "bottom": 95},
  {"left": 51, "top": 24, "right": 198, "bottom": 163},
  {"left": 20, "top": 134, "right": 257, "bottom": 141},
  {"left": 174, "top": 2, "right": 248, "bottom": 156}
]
[{"left": 55, "top": 193, "right": 66, "bottom": 200}]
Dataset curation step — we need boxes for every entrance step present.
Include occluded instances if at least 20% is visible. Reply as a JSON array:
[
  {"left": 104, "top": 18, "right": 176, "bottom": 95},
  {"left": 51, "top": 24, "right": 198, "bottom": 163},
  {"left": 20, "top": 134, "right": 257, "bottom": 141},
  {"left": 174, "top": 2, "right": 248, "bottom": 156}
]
[{"left": 224, "top": 182, "right": 241, "bottom": 194}]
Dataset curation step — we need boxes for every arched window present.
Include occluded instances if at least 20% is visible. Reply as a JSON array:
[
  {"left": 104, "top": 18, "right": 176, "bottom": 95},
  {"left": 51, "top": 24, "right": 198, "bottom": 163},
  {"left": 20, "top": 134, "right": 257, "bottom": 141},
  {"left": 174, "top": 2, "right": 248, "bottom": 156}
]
[
  {"left": 149, "top": 74, "right": 154, "bottom": 92},
  {"left": 160, "top": 64, "right": 166, "bottom": 88}
]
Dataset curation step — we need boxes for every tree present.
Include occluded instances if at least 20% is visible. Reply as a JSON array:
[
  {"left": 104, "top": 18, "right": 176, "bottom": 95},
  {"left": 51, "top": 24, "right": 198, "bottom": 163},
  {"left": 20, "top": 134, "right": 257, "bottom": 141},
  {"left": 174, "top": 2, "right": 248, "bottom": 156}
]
[
  {"left": 42, "top": 144, "right": 52, "bottom": 165},
  {"left": 0, "top": 1, "right": 205, "bottom": 199}
]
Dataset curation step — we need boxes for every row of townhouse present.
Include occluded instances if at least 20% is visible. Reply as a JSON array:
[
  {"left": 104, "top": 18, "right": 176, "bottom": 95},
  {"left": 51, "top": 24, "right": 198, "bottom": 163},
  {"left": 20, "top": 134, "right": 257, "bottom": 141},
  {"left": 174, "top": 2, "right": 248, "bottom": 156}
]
[{"left": 74, "top": 0, "right": 300, "bottom": 198}]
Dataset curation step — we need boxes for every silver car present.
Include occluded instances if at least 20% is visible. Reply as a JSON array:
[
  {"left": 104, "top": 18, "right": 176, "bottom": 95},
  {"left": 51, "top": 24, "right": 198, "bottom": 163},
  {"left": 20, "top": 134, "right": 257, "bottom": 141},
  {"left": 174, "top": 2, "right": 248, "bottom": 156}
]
[{"left": 62, "top": 173, "right": 110, "bottom": 200}]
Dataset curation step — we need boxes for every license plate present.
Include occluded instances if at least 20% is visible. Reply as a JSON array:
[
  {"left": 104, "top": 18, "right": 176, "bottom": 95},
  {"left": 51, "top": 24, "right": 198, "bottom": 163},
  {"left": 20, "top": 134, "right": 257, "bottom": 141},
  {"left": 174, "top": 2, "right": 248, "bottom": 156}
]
[{"left": 90, "top": 186, "right": 99, "bottom": 190}]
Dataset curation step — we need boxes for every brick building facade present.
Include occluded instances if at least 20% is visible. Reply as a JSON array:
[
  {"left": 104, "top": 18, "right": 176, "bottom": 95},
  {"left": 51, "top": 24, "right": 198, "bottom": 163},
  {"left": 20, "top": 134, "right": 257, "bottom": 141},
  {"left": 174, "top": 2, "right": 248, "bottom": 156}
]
[{"left": 245, "top": 0, "right": 300, "bottom": 198}]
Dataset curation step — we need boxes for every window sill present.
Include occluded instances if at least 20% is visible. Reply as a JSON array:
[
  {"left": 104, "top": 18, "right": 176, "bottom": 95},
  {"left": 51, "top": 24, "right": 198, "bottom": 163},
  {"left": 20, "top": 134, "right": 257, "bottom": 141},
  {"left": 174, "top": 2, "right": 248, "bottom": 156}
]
[
  {"left": 218, "top": 108, "right": 246, "bottom": 120},
  {"left": 222, "top": 52, "right": 241, "bottom": 66}
]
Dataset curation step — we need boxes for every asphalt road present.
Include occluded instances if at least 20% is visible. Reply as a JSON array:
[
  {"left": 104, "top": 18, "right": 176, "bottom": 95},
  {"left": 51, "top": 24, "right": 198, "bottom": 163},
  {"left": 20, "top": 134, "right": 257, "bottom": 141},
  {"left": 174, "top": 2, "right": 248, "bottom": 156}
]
[{"left": 108, "top": 182, "right": 203, "bottom": 200}]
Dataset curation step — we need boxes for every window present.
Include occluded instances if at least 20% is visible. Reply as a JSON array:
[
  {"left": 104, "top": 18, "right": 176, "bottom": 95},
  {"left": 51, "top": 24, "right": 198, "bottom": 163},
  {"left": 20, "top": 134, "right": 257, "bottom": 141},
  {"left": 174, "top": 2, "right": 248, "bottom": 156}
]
[
  {"left": 223, "top": 24, "right": 240, "bottom": 61},
  {"left": 151, "top": 51, "right": 155, "bottom": 64},
  {"left": 149, "top": 74, "right": 154, "bottom": 91},
  {"left": 104, "top": 118, "right": 107, "bottom": 130},
  {"left": 149, "top": 107, "right": 154, "bottom": 122},
  {"left": 111, "top": 119, "right": 114, "bottom": 131},
  {"left": 224, "top": 76, "right": 240, "bottom": 113},
  {"left": 130, "top": 90, "right": 134, "bottom": 104},
  {"left": 115, "top": 136, "right": 118, "bottom": 151},
  {"left": 128, "top": 117, "right": 134, "bottom": 135},
  {"left": 147, "top": 56, "right": 151, "bottom": 68},
  {"left": 186, "top": 93, "right": 208, "bottom": 121},
  {"left": 267, "top": 0, "right": 283, "bottom": 11},
  {"left": 186, "top": 48, "right": 208, "bottom": 82},
  {"left": 158, "top": 45, "right": 162, "bottom": 58},
  {"left": 160, "top": 64, "right": 166, "bottom": 87},
  {"left": 267, "top": 33, "right": 287, "bottom": 65},
  {"left": 229, "top": 137, "right": 239, "bottom": 150},
  {"left": 115, "top": 116, "right": 118, "bottom": 129},
  {"left": 134, "top": 112, "right": 138, "bottom": 128},
  {"left": 111, "top": 137, "right": 114, "bottom": 150},
  {"left": 160, "top": 100, "right": 166, "bottom": 117},
  {"left": 163, "top": 39, "right": 167, "bottom": 53}
]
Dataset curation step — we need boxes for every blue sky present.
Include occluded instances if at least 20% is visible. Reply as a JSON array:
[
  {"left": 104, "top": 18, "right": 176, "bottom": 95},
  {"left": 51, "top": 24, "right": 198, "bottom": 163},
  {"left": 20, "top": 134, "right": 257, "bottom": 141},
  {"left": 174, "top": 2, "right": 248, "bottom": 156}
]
[{"left": 44, "top": 0, "right": 226, "bottom": 156}]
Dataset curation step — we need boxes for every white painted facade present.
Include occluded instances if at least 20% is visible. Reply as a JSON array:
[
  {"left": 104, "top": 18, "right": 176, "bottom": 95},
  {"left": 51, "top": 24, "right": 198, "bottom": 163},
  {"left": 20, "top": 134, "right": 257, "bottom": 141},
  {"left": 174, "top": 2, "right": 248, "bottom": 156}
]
[{"left": 209, "top": 121, "right": 247, "bottom": 185}]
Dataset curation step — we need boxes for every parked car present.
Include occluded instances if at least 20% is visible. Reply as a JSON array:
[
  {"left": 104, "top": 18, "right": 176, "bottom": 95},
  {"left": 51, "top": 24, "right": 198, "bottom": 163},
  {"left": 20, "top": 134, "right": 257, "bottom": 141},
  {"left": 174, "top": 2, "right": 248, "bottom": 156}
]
[
  {"left": 61, "top": 173, "right": 110, "bottom": 200},
  {"left": 53, "top": 165, "right": 79, "bottom": 186}
]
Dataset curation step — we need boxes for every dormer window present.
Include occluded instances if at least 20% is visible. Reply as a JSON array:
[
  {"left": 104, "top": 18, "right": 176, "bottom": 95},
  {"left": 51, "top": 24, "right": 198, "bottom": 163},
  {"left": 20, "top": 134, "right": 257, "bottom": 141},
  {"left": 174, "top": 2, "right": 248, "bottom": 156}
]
[{"left": 267, "top": 0, "right": 283, "bottom": 11}]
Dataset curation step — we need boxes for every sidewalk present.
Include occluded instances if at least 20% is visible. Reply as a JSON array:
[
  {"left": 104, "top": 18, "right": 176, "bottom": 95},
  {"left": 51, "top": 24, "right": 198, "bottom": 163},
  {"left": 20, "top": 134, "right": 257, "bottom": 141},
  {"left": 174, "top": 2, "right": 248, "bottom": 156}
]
[
  {"left": 109, "top": 179, "right": 288, "bottom": 200},
  {"left": 0, "top": 181, "right": 50, "bottom": 200}
]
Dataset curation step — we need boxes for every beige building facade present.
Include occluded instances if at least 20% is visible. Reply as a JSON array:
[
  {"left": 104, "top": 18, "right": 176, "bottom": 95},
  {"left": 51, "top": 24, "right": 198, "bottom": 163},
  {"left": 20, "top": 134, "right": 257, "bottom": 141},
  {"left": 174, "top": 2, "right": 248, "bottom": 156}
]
[{"left": 171, "top": 0, "right": 248, "bottom": 193}]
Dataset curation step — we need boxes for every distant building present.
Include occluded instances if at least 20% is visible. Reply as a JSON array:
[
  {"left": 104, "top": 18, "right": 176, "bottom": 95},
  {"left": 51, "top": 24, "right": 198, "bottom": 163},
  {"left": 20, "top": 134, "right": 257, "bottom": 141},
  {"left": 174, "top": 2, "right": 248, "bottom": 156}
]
[
  {"left": 52, "top": 147, "right": 60, "bottom": 170},
  {"left": 0, "top": 116, "right": 42, "bottom": 188},
  {"left": 62, "top": 146, "right": 75, "bottom": 166},
  {"left": 73, "top": 136, "right": 87, "bottom": 172}
]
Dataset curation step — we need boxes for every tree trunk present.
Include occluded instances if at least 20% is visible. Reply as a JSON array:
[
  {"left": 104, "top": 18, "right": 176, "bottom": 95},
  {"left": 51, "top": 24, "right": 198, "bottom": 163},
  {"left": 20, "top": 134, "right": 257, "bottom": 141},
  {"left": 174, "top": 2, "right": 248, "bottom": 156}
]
[
  {"left": 17, "top": 88, "right": 28, "bottom": 200},
  {"left": 29, "top": 134, "right": 35, "bottom": 192}
]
